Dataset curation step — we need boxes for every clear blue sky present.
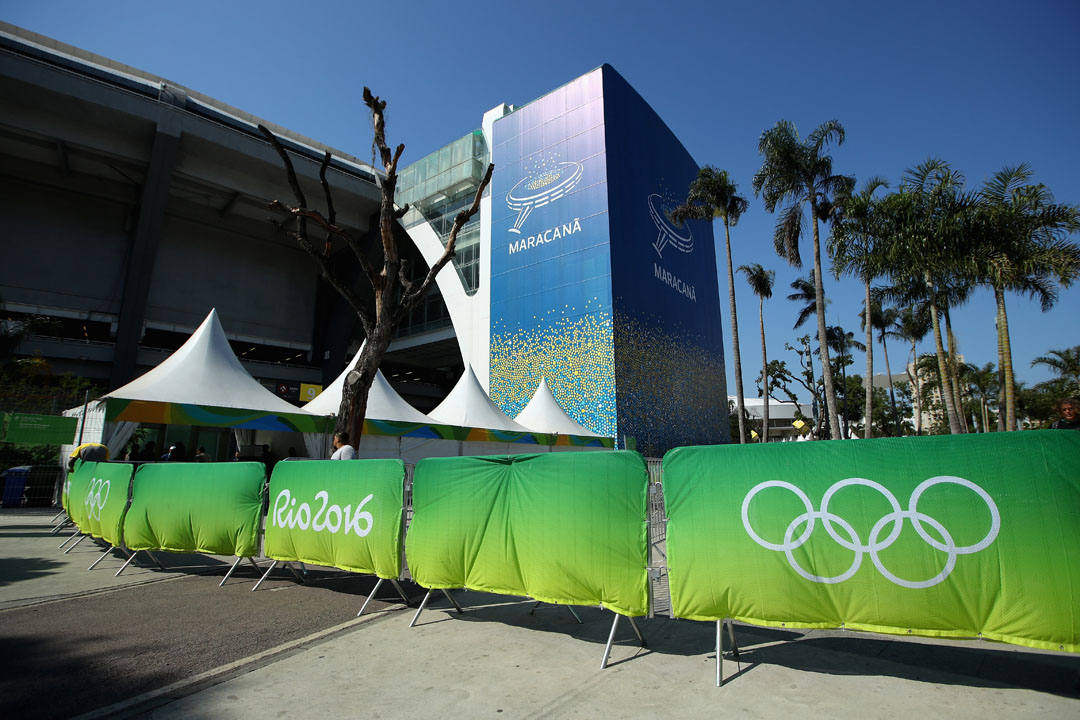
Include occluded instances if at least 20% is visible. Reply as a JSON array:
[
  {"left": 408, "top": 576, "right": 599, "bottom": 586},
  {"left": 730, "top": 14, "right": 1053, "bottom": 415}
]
[{"left": 5, "top": 0, "right": 1079, "bottom": 401}]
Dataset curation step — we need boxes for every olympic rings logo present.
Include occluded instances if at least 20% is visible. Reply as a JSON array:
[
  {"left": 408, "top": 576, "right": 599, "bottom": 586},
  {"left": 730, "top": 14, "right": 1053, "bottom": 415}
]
[
  {"left": 84, "top": 477, "right": 110, "bottom": 522},
  {"left": 740, "top": 476, "right": 1000, "bottom": 590}
]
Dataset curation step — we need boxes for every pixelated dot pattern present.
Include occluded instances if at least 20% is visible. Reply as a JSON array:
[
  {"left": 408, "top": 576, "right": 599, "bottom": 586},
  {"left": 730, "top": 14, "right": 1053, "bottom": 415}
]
[{"left": 490, "top": 297, "right": 615, "bottom": 437}]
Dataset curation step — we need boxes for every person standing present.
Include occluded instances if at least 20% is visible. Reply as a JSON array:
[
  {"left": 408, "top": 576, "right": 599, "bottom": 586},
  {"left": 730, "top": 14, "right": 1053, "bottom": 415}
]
[
  {"left": 194, "top": 446, "right": 211, "bottom": 462},
  {"left": 1051, "top": 398, "right": 1080, "bottom": 430},
  {"left": 330, "top": 432, "right": 356, "bottom": 460}
]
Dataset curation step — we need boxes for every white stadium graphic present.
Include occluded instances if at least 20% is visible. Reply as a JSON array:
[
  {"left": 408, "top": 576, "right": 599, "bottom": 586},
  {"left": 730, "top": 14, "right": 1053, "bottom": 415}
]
[
  {"left": 647, "top": 193, "right": 693, "bottom": 257},
  {"left": 506, "top": 160, "right": 583, "bottom": 233}
]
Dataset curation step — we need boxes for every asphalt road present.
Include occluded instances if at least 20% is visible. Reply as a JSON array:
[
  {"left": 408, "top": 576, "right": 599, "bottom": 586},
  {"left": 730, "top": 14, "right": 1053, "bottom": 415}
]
[{"left": 0, "top": 559, "right": 412, "bottom": 719}]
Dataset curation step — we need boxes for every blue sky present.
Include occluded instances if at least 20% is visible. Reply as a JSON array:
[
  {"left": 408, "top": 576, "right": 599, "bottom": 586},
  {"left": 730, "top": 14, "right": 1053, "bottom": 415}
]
[{"left": 5, "top": 0, "right": 1078, "bottom": 401}]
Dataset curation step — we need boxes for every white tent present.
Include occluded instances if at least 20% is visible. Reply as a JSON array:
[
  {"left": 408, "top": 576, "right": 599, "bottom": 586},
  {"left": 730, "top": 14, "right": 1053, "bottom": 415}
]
[
  {"left": 77, "top": 309, "right": 325, "bottom": 459},
  {"left": 427, "top": 365, "right": 528, "bottom": 433},
  {"left": 514, "top": 377, "right": 601, "bottom": 437},
  {"left": 302, "top": 353, "right": 436, "bottom": 459},
  {"left": 104, "top": 309, "right": 311, "bottom": 417},
  {"left": 304, "top": 360, "right": 432, "bottom": 424}
]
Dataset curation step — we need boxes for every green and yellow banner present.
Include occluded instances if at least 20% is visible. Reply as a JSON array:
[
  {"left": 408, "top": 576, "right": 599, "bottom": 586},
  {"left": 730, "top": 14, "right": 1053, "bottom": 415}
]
[
  {"left": 66, "top": 461, "right": 133, "bottom": 546},
  {"left": 264, "top": 459, "right": 404, "bottom": 579},
  {"left": 123, "top": 462, "right": 264, "bottom": 557},
  {"left": 663, "top": 432, "right": 1080, "bottom": 653},
  {"left": 406, "top": 452, "right": 649, "bottom": 616}
]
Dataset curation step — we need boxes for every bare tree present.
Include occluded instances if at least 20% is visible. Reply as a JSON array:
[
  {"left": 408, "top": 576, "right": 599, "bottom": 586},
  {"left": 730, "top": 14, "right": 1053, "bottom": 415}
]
[{"left": 258, "top": 88, "right": 493, "bottom": 439}]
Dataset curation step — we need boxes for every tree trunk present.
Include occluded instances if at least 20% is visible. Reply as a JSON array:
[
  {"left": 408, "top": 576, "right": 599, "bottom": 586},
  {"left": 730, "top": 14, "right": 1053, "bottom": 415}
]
[
  {"left": 996, "top": 286, "right": 1017, "bottom": 430},
  {"left": 804, "top": 336, "right": 821, "bottom": 440},
  {"left": 810, "top": 211, "right": 841, "bottom": 439},
  {"left": 995, "top": 314, "right": 1006, "bottom": 431},
  {"left": 910, "top": 338, "right": 922, "bottom": 435},
  {"left": 944, "top": 309, "right": 969, "bottom": 433},
  {"left": 759, "top": 296, "right": 768, "bottom": 443},
  {"left": 927, "top": 279, "right": 963, "bottom": 434},
  {"left": 881, "top": 333, "right": 899, "bottom": 436},
  {"left": 864, "top": 279, "right": 873, "bottom": 439},
  {"left": 724, "top": 220, "right": 747, "bottom": 444}
]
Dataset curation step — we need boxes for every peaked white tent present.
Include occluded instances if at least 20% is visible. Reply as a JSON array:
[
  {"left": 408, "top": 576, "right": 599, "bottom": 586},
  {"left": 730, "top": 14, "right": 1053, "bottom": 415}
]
[
  {"left": 427, "top": 365, "right": 528, "bottom": 433},
  {"left": 304, "top": 359, "right": 432, "bottom": 424},
  {"left": 301, "top": 353, "right": 437, "bottom": 459},
  {"left": 514, "top": 378, "right": 600, "bottom": 437},
  {"left": 104, "top": 309, "right": 316, "bottom": 418}
]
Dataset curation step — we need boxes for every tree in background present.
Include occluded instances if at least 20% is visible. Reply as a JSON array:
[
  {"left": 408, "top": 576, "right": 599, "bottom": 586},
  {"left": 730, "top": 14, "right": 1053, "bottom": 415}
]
[
  {"left": 830, "top": 177, "right": 889, "bottom": 438},
  {"left": 876, "top": 160, "right": 972, "bottom": 434},
  {"left": 863, "top": 300, "right": 903, "bottom": 435},
  {"left": 1031, "top": 346, "right": 1080, "bottom": 396},
  {"left": 260, "top": 90, "right": 493, "bottom": 439},
  {"left": 672, "top": 167, "right": 751, "bottom": 443},
  {"left": 739, "top": 263, "right": 775, "bottom": 442},
  {"left": 894, "top": 303, "right": 931, "bottom": 434},
  {"left": 753, "top": 120, "right": 854, "bottom": 440},
  {"left": 972, "top": 164, "right": 1080, "bottom": 430},
  {"left": 823, "top": 325, "right": 865, "bottom": 438}
]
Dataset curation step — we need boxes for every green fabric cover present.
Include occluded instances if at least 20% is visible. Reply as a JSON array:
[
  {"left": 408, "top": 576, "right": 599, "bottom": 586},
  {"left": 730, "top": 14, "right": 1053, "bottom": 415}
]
[
  {"left": 264, "top": 459, "right": 404, "bottom": 579},
  {"left": 65, "top": 460, "right": 92, "bottom": 528},
  {"left": 67, "top": 461, "right": 132, "bottom": 546},
  {"left": 123, "top": 462, "right": 264, "bottom": 557},
  {"left": 663, "top": 431, "right": 1080, "bottom": 653},
  {"left": 406, "top": 451, "right": 649, "bottom": 617}
]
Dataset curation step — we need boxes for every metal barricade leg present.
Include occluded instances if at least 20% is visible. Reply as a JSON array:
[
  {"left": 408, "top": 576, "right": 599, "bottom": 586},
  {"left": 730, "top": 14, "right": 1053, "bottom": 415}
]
[
  {"left": 600, "top": 613, "right": 621, "bottom": 669},
  {"left": 566, "top": 606, "right": 583, "bottom": 624},
  {"left": 716, "top": 620, "right": 723, "bottom": 687},
  {"left": 357, "top": 578, "right": 385, "bottom": 617},
  {"left": 441, "top": 588, "right": 464, "bottom": 613},
  {"left": 390, "top": 579, "right": 409, "bottom": 604},
  {"left": 219, "top": 556, "right": 243, "bottom": 587},
  {"left": 627, "top": 616, "right": 646, "bottom": 647},
  {"left": 286, "top": 562, "right": 305, "bottom": 583},
  {"left": 87, "top": 546, "right": 112, "bottom": 570},
  {"left": 115, "top": 550, "right": 138, "bottom": 577},
  {"left": 64, "top": 534, "right": 87, "bottom": 554},
  {"left": 252, "top": 560, "right": 278, "bottom": 592},
  {"left": 409, "top": 590, "right": 433, "bottom": 627},
  {"left": 727, "top": 619, "right": 740, "bottom": 657},
  {"left": 246, "top": 557, "right": 262, "bottom": 574},
  {"left": 59, "top": 529, "right": 80, "bottom": 549}
]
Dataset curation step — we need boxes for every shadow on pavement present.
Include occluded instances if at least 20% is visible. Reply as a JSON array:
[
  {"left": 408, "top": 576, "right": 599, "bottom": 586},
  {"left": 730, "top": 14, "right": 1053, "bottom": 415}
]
[{"left": 414, "top": 593, "right": 1080, "bottom": 698}]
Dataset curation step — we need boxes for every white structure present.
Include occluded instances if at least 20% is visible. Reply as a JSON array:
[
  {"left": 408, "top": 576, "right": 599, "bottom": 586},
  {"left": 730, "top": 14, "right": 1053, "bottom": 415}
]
[
  {"left": 736, "top": 397, "right": 814, "bottom": 442},
  {"left": 514, "top": 378, "right": 601, "bottom": 437}
]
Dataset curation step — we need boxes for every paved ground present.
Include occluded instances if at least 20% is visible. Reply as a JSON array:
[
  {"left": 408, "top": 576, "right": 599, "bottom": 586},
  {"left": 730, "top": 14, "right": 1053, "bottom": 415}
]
[{"left": 1, "top": 509, "right": 1078, "bottom": 719}]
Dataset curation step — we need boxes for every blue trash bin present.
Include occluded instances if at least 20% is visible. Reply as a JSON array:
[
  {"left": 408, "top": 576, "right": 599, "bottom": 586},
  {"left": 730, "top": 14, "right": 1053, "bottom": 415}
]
[{"left": 1, "top": 466, "right": 31, "bottom": 508}]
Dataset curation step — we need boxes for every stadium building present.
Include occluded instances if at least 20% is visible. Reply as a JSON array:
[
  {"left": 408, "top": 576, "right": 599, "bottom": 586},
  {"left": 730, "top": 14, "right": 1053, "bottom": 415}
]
[{"left": 0, "top": 22, "right": 729, "bottom": 455}]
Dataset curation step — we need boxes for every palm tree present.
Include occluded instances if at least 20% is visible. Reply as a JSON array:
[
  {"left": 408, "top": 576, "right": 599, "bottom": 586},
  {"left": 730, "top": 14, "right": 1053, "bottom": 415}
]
[
  {"left": 972, "top": 164, "right": 1080, "bottom": 430},
  {"left": 1032, "top": 346, "right": 1080, "bottom": 395},
  {"left": 895, "top": 304, "right": 931, "bottom": 434},
  {"left": 824, "top": 325, "right": 865, "bottom": 438},
  {"left": 788, "top": 271, "right": 829, "bottom": 329},
  {"left": 862, "top": 300, "right": 902, "bottom": 435},
  {"left": 673, "top": 167, "right": 751, "bottom": 443},
  {"left": 753, "top": 120, "right": 854, "bottom": 440},
  {"left": 739, "top": 263, "right": 775, "bottom": 442},
  {"left": 963, "top": 362, "right": 999, "bottom": 432},
  {"left": 830, "top": 177, "right": 889, "bottom": 438},
  {"left": 875, "top": 160, "right": 972, "bottom": 434}
]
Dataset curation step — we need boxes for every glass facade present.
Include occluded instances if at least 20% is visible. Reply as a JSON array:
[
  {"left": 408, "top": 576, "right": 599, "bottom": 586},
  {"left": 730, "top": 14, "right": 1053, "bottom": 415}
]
[{"left": 396, "top": 131, "right": 489, "bottom": 296}]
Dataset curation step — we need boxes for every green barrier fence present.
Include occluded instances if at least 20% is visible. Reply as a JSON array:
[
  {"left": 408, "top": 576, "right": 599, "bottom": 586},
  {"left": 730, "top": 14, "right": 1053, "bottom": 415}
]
[
  {"left": 406, "top": 451, "right": 649, "bottom": 617},
  {"left": 70, "top": 461, "right": 133, "bottom": 547},
  {"left": 663, "top": 431, "right": 1080, "bottom": 653},
  {"left": 123, "top": 462, "right": 264, "bottom": 557},
  {"left": 64, "top": 460, "right": 93, "bottom": 529},
  {"left": 264, "top": 459, "right": 404, "bottom": 579}
]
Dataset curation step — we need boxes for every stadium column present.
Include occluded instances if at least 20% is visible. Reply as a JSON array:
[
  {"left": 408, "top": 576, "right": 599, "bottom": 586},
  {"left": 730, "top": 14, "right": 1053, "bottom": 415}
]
[{"left": 109, "top": 112, "right": 182, "bottom": 390}]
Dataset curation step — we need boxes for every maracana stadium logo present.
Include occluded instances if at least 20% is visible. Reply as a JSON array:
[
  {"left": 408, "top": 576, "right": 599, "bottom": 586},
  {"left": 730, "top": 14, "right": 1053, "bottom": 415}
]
[
  {"left": 648, "top": 193, "right": 694, "bottom": 257},
  {"left": 506, "top": 152, "right": 583, "bottom": 234}
]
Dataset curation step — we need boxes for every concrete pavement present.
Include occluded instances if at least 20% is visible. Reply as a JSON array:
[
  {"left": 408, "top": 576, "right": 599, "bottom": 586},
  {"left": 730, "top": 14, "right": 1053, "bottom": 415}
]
[{"left": 2, "top": 509, "right": 1078, "bottom": 719}]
